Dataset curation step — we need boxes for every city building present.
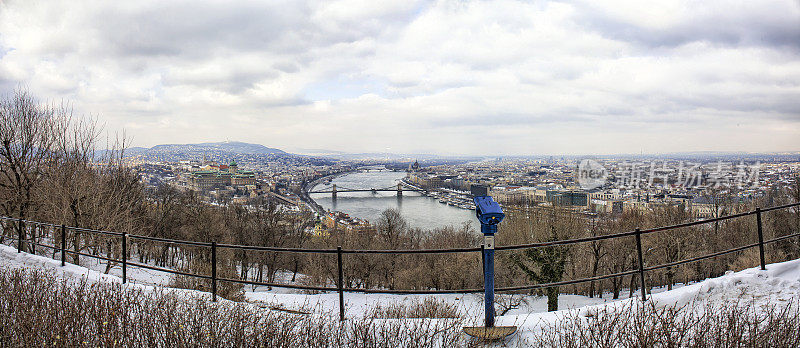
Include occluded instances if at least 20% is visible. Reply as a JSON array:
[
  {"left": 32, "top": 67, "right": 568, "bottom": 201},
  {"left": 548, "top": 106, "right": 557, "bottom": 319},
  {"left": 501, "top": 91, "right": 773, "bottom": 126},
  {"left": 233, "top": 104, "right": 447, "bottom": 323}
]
[{"left": 188, "top": 160, "right": 256, "bottom": 190}]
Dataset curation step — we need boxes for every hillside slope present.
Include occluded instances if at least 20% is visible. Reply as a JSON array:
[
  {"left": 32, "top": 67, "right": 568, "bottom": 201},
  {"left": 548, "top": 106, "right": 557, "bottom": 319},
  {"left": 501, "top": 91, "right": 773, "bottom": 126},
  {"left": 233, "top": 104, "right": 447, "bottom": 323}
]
[{"left": 2, "top": 243, "right": 799, "bottom": 345}]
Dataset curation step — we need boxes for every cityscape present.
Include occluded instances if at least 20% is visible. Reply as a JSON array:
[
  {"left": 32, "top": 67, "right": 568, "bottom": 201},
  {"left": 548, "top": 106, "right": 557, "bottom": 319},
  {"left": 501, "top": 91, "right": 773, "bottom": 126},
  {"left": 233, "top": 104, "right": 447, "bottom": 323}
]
[
  {"left": 1, "top": 0, "right": 799, "bottom": 346},
  {"left": 131, "top": 141, "right": 800, "bottom": 231}
]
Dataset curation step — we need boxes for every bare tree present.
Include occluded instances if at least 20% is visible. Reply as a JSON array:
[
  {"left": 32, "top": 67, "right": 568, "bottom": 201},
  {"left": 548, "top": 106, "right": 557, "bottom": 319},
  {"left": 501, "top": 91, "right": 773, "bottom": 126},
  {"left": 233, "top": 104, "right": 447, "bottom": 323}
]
[
  {"left": 376, "top": 208, "right": 410, "bottom": 290},
  {"left": 287, "top": 210, "right": 314, "bottom": 282},
  {"left": 790, "top": 174, "right": 800, "bottom": 255},
  {"left": 587, "top": 214, "right": 609, "bottom": 298},
  {"left": 40, "top": 118, "right": 142, "bottom": 269},
  {"left": 250, "top": 199, "right": 291, "bottom": 285},
  {"left": 649, "top": 204, "right": 691, "bottom": 290},
  {"left": 0, "top": 90, "right": 66, "bottom": 251},
  {"left": 40, "top": 114, "right": 100, "bottom": 263}
]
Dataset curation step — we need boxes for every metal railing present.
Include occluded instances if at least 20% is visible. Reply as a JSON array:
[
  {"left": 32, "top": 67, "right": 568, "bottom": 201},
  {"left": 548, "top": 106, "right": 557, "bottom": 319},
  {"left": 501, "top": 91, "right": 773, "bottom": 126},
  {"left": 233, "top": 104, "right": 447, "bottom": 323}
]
[{"left": 1, "top": 201, "right": 798, "bottom": 321}]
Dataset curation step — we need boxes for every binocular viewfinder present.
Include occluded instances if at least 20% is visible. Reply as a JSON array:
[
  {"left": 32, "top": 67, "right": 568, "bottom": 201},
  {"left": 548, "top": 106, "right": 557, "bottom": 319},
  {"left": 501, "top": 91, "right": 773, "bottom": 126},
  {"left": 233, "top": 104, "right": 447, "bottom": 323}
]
[{"left": 474, "top": 195, "right": 505, "bottom": 226}]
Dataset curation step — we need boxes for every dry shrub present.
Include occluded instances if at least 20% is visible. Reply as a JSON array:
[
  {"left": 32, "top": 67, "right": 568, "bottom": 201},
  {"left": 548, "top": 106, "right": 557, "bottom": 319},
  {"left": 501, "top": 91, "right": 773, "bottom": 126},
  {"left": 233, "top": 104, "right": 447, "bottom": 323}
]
[
  {"left": 367, "top": 297, "right": 463, "bottom": 319},
  {"left": 0, "top": 267, "right": 466, "bottom": 347},
  {"left": 170, "top": 257, "right": 245, "bottom": 301},
  {"left": 530, "top": 299, "right": 800, "bottom": 347},
  {"left": 4, "top": 266, "right": 800, "bottom": 347}
]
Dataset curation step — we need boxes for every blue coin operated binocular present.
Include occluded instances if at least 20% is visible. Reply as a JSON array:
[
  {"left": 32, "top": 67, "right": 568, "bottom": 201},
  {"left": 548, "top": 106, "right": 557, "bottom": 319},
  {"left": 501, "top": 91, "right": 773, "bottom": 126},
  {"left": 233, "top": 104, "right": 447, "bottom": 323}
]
[
  {"left": 472, "top": 194, "right": 508, "bottom": 332},
  {"left": 464, "top": 194, "right": 515, "bottom": 338},
  {"left": 474, "top": 195, "right": 505, "bottom": 227}
]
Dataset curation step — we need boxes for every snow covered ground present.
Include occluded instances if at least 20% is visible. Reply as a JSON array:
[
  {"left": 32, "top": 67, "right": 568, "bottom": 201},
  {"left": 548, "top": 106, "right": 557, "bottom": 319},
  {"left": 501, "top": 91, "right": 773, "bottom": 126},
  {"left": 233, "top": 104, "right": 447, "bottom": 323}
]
[
  {"left": 0, "top": 243, "right": 686, "bottom": 319},
  {"left": 2, "top": 242, "right": 799, "bottom": 344},
  {"left": 0, "top": 243, "right": 215, "bottom": 302},
  {"left": 496, "top": 260, "right": 800, "bottom": 340}
]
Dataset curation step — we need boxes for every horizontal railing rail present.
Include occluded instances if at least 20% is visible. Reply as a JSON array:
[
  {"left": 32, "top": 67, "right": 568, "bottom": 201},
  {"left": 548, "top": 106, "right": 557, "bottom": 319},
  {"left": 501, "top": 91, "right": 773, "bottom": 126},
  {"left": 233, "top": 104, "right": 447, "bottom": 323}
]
[
  {"left": 216, "top": 242, "right": 338, "bottom": 254},
  {"left": 128, "top": 234, "right": 213, "bottom": 247},
  {"left": 0, "top": 201, "right": 798, "bottom": 320}
]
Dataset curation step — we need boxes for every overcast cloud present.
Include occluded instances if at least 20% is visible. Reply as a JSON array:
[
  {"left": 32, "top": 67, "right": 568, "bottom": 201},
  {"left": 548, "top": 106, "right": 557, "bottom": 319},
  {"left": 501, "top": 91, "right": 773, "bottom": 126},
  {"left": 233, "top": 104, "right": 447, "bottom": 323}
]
[{"left": 1, "top": 0, "right": 798, "bottom": 155}]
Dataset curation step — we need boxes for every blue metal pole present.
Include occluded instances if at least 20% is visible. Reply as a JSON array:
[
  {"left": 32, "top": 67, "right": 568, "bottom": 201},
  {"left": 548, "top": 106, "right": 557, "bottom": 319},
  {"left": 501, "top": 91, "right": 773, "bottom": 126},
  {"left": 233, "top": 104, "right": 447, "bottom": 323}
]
[{"left": 482, "top": 223, "right": 497, "bottom": 327}]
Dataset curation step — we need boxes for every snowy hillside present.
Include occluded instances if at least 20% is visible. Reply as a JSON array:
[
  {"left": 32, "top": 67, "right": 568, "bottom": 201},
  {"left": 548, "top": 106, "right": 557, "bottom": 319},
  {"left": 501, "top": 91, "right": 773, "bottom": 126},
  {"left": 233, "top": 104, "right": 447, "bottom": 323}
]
[{"left": 2, "top": 242, "right": 799, "bottom": 345}]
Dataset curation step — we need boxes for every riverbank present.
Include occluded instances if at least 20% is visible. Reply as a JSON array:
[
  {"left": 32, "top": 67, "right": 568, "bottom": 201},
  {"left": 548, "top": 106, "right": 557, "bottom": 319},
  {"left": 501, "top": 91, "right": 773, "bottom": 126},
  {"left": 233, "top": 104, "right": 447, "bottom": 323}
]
[
  {"left": 300, "top": 171, "right": 355, "bottom": 215},
  {"left": 401, "top": 178, "right": 476, "bottom": 210}
]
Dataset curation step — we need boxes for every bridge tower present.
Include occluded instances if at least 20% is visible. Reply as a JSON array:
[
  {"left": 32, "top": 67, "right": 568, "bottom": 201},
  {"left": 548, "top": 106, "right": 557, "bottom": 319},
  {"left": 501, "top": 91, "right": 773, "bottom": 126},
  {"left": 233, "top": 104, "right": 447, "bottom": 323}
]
[
  {"left": 397, "top": 183, "right": 403, "bottom": 197},
  {"left": 332, "top": 184, "right": 337, "bottom": 200}
]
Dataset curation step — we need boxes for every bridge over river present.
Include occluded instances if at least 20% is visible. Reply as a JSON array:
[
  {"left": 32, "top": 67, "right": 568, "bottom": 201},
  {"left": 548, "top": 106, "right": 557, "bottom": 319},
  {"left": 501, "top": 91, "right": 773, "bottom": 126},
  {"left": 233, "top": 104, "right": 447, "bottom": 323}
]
[
  {"left": 308, "top": 182, "right": 424, "bottom": 198},
  {"left": 307, "top": 170, "right": 475, "bottom": 229}
]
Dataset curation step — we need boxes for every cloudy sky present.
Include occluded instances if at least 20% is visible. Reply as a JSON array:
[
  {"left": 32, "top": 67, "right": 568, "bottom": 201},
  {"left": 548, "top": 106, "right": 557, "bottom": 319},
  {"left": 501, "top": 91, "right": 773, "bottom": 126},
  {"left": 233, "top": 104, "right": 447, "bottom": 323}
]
[{"left": 1, "top": 0, "right": 798, "bottom": 155}]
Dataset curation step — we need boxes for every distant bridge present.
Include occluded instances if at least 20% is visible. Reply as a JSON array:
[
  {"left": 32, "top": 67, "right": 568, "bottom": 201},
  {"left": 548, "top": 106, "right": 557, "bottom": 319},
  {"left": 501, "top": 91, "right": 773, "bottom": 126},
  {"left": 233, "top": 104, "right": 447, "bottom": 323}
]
[{"left": 308, "top": 183, "right": 424, "bottom": 198}]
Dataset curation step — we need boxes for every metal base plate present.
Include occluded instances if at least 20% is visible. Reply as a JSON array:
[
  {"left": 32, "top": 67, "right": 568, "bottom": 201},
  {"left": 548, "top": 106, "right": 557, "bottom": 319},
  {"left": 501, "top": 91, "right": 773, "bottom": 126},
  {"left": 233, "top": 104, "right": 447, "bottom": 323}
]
[{"left": 462, "top": 326, "right": 517, "bottom": 340}]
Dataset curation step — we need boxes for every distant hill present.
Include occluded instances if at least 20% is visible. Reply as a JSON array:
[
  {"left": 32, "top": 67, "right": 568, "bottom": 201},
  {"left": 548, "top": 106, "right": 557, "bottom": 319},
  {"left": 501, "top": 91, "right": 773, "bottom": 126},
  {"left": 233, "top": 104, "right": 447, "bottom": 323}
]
[
  {"left": 149, "top": 141, "right": 286, "bottom": 155},
  {"left": 121, "top": 141, "right": 287, "bottom": 158}
]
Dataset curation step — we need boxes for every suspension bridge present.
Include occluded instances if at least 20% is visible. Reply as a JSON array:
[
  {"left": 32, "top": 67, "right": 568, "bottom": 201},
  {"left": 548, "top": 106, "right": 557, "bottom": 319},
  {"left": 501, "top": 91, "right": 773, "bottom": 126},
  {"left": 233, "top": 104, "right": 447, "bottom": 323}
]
[{"left": 308, "top": 183, "right": 424, "bottom": 198}]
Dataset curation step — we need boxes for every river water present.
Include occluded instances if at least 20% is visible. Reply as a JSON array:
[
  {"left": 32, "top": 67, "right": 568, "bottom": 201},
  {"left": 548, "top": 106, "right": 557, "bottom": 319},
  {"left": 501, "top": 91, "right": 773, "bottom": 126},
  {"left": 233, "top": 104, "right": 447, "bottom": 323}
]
[{"left": 310, "top": 170, "right": 475, "bottom": 230}]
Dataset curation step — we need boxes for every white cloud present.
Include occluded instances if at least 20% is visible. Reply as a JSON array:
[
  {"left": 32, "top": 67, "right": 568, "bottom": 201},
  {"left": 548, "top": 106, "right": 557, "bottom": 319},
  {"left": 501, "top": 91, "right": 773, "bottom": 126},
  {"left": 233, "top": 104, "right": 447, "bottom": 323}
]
[{"left": 0, "top": 0, "right": 798, "bottom": 155}]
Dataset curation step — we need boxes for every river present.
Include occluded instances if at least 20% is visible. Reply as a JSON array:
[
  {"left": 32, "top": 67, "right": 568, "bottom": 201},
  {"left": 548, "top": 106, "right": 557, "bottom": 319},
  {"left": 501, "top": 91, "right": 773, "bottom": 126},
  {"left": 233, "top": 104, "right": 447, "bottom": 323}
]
[{"left": 309, "top": 170, "right": 476, "bottom": 230}]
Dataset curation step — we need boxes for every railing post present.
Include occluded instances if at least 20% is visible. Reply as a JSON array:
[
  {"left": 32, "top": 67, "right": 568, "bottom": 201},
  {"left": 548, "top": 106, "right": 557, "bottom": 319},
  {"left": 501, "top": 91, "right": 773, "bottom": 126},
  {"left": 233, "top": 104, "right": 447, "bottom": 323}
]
[
  {"left": 337, "top": 246, "right": 345, "bottom": 321},
  {"left": 211, "top": 241, "right": 217, "bottom": 302},
  {"left": 31, "top": 224, "right": 36, "bottom": 254},
  {"left": 60, "top": 224, "right": 66, "bottom": 266},
  {"left": 17, "top": 219, "right": 24, "bottom": 253},
  {"left": 122, "top": 232, "right": 127, "bottom": 284},
  {"left": 635, "top": 228, "right": 647, "bottom": 301},
  {"left": 756, "top": 208, "right": 766, "bottom": 270},
  {"left": 74, "top": 226, "right": 80, "bottom": 265}
]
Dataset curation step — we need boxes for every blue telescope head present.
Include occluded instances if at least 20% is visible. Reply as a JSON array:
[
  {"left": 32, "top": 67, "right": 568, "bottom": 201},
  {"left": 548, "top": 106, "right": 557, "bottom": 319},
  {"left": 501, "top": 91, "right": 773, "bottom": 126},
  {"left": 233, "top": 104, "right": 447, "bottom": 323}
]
[{"left": 474, "top": 195, "right": 505, "bottom": 226}]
